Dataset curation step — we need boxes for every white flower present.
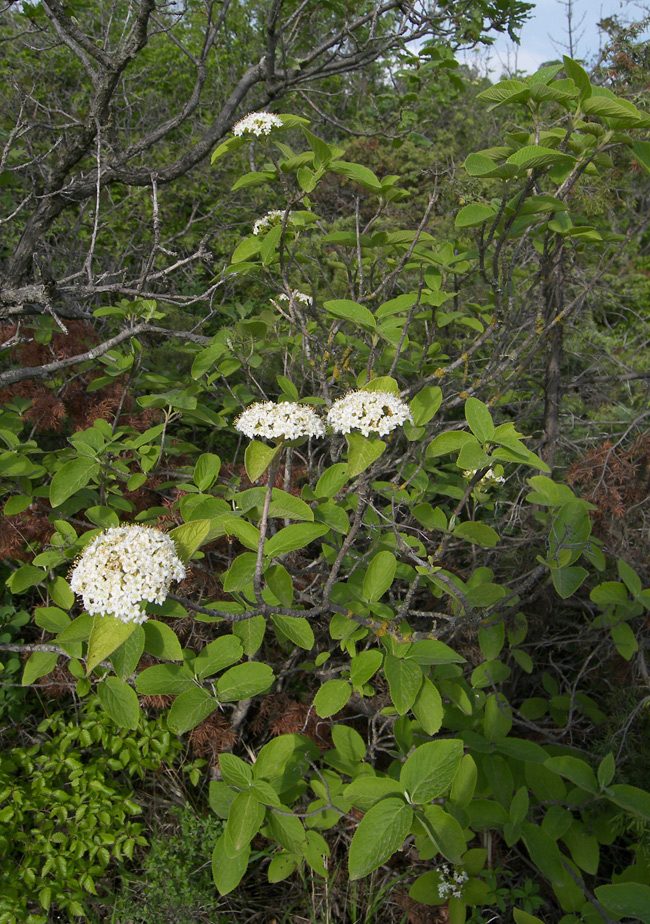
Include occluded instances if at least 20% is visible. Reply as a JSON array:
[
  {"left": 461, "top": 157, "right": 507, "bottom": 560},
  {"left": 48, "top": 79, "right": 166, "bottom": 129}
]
[
  {"left": 232, "top": 111, "right": 283, "bottom": 137},
  {"left": 463, "top": 468, "right": 506, "bottom": 489},
  {"left": 253, "top": 209, "right": 292, "bottom": 235},
  {"left": 436, "top": 864, "right": 468, "bottom": 900},
  {"left": 327, "top": 391, "right": 413, "bottom": 437},
  {"left": 277, "top": 290, "right": 313, "bottom": 306},
  {"left": 69, "top": 525, "right": 186, "bottom": 625},
  {"left": 235, "top": 401, "right": 325, "bottom": 441}
]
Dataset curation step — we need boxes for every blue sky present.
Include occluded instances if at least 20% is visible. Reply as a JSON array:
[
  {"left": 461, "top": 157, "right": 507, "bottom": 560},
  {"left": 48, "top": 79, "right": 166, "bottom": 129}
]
[{"left": 469, "top": 0, "right": 650, "bottom": 76}]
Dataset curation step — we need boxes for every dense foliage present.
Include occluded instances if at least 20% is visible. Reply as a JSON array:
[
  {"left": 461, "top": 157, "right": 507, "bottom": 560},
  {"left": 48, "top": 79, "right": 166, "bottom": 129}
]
[{"left": 2, "top": 3, "right": 650, "bottom": 923}]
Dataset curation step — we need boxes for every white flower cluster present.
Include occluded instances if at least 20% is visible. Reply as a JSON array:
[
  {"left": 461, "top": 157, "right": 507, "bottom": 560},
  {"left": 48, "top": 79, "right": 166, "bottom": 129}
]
[
  {"left": 253, "top": 210, "right": 292, "bottom": 236},
  {"left": 463, "top": 468, "right": 506, "bottom": 489},
  {"left": 69, "top": 525, "right": 186, "bottom": 625},
  {"left": 235, "top": 401, "right": 325, "bottom": 441},
  {"left": 277, "top": 290, "right": 313, "bottom": 306},
  {"left": 327, "top": 391, "right": 413, "bottom": 437},
  {"left": 232, "top": 111, "right": 283, "bottom": 137},
  {"left": 437, "top": 864, "right": 468, "bottom": 900}
]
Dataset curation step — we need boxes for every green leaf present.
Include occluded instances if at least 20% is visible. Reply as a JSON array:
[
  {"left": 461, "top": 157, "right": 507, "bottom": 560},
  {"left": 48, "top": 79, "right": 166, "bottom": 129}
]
[
  {"left": 478, "top": 622, "right": 505, "bottom": 660},
  {"left": 632, "top": 138, "right": 650, "bottom": 175},
  {"left": 544, "top": 756, "right": 598, "bottom": 794},
  {"left": 34, "top": 606, "right": 71, "bottom": 633},
  {"left": 350, "top": 649, "right": 383, "bottom": 687},
  {"left": 328, "top": 160, "right": 382, "bottom": 191},
  {"left": 506, "top": 146, "right": 575, "bottom": 171},
  {"left": 266, "top": 564, "right": 294, "bottom": 606},
  {"left": 513, "top": 911, "right": 545, "bottom": 924},
  {"left": 168, "top": 519, "right": 210, "bottom": 562},
  {"left": 272, "top": 614, "right": 314, "bottom": 650},
  {"left": 313, "top": 679, "right": 351, "bottom": 718},
  {"left": 408, "top": 640, "right": 466, "bottom": 665},
  {"left": 253, "top": 734, "right": 313, "bottom": 781},
  {"left": 233, "top": 615, "right": 266, "bottom": 656},
  {"left": 409, "top": 386, "right": 443, "bottom": 426},
  {"left": 582, "top": 95, "right": 642, "bottom": 122},
  {"left": 266, "top": 523, "right": 328, "bottom": 557},
  {"left": 135, "top": 663, "right": 195, "bottom": 695},
  {"left": 268, "top": 489, "right": 314, "bottom": 521},
  {"left": 419, "top": 804, "right": 467, "bottom": 864},
  {"left": 143, "top": 620, "right": 183, "bottom": 661},
  {"left": 610, "top": 620, "right": 638, "bottom": 660},
  {"left": 363, "top": 550, "right": 397, "bottom": 603},
  {"left": 455, "top": 203, "right": 497, "bottom": 228},
  {"left": 477, "top": 79, "right": 530, "bottom": 108},
  {"left": 220, "top": 752, "right": 253, "bottom": 787},
  {"left": 191, "top": 341, "right": 228, "bottom": 379},
  {"left": 618, "top": 558, "right": 642, "bottom": 596},
  {"left": 7, "top": 564, "right": 46, "bottom": 594},
  {"left": 167, "top": 685, "right": 218, "bottom": 734},
  {"left": 401, "top": 739, "right": 464, "bottom": 803},
  {"left": 453, "top": 521, "right": 499, "bottom": 548},
  {"left": 4, "top": 494, "right": 32, "bottom": 515},
  {"left": 193, "top": 453, "right": 221, "bottom": 492},
  {"left": 227, "top": 791, "right": 266, "bottom": 851},
  {"left": 195, "top": 636, "right": 243, "bottom": 680},
  {"left": 426, "top": 431, "right": 474, "bottom": 457},
  {"left": 464, "top": 152, "right": 518, "bottom": 179},
  {"left": 594, "top": 883, "right": 650, "bottom": 922},
  {"left": 86, "top": 615, "right": 137, "bottom": 674},
  {"left": 50, "top": 458, "right": 99, "bottom": 507},
  {"left": 110, "top": 625, "right": 145, "bottom": 679},
  {"left": 217, "top": 662, "right": 274, "bottom": 701},
  {"left": 264, "top": 808, "right": 308, "bottom": 853},
  {"left": 221, "top": 514, "right": 261, "bottom": 551},
  {"left": 315, "top": 463, "right": 350, "bottom": 498},
  {"left": 551, "top": 566, "right": 588, "bottom": 598},
  {"left": 563, "top": 56, "right": 591, "bottom": 100},
  {"left": 222, "top": 552, "right": 257, "bottom": 593},
  {"left": 607, "top": 783, "right": 650, "bottom": 822},
  {"left": 332, "top": 724, "right": 366, "bottom": 762},
  {"left": 348, "top": 797, "right": 413, "bottom": 880},
  {"left": 384, "top": 654, "right": 422, "bottom": 714},
  {"left": 324, "top": 299, "right": 376, "bottom": 331},
  {"left": 346, "top": 432, "right": 386, "bottom": 477},
  {"left": 598, "top": 752, "right": 615, "bottom": 789},
  {"left": 465, "top": 397, "right": 495, "bottom": 442},
  {"left": 244, "top": 440, "right": 282, "bottom": 482},
  {"left": 344, "top": 777, "right": 404, "bottom": 812},
  {"left": 232, "top": 170, "right": 276, "bottom": 191},
  {"left": 212, "top": 835, "right": 250, "bottom": 896},
  {"left": 22, "top": 650, "right": 59, "bottom": 686},
  {"left": 97, "top": 676, "right": 140, "bottom": 730},
  {"left": 412, "top": 676, "right": 443, "bottom": 735},
  {"left": 450, "top": 754, "right": 477, "bottom": 809},
  {"left": 521, "top": 822, "right": 568, "bottom": 885}
]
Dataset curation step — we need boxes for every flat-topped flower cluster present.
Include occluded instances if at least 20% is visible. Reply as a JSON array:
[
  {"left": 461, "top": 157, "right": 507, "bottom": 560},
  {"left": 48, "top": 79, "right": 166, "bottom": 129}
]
[
  {"left": 235, "top": 401, "right": 325, "bottom": 441},
  {"left": 232, "top": 111, "right": 283, "bottom": 137},
  {"left": 253, "top": 210, "right": 292, "bottom": 236},
  {"left": 327, "top": 391, "right": 413, "bottom": 437},
  {"left": 69, "top": 525, "right": 185, "bottom": 624},
  {"left": 235, "top": 392, "right": 412, "bottom": 441}
]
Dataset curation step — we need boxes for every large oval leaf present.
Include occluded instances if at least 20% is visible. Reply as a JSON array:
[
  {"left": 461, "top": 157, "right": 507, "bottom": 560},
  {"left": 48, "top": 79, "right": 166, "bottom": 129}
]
[{"left": 348, "top": 797, "right": 413, "bottom": 880}]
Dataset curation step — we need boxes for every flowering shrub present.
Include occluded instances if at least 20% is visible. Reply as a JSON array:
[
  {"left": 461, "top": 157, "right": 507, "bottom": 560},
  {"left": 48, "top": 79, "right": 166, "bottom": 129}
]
[{"left": 4, "top": 58, "right": 650, "bottom": 924}]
